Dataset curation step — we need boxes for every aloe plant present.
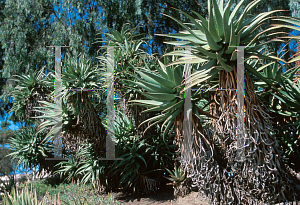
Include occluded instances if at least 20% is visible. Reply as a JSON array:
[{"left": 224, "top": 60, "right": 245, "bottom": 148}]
[
  {"left": 32, "top": 54, "right": 107, "bottom": 159},
  {"left": 164, "top": 166, "right": 186, "bottom": 187},
  {"left": 3, "top": 185, "right": 42, "bottom": 205},
  {"left": 270, "top": 79, "right": 300, "bottom": 170},
  {"left": 128, "top": 55, "right": 216, "bottom": 139},
  {"left": 96, "top": 24, "right": 157, "bottom": 134},
  {"left": 6, "top": 127, "right": 56, "bottom": 174},
  {"left": 253, "top": 59, "right": 300, "bottom": 171},
  {"left": 9, "top": 66, "right": 52, "bottom": 124},
  {"left": 54, "top": 155, "right": 80, "bottom": 185},
  {"left": 154, "top": 0, "right": 300, "bottom": 203}
]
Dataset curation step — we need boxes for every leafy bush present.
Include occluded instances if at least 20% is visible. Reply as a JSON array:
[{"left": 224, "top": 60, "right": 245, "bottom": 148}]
[
  {"left": 6, "top": 126, "right": 62, "bottom": 175},
  {"left": 271, "top": 79, "right": 300, "bottom": 172},
  {"left": 54, "top": 155, "right": 80, "bottom": 185},
  {"left": 10, "top": 67, "right": 52, "bottom": 124},
  {"left": 256, "top": 62, "right": 300, "bottom": 172},
  {"left": 53, "top": 110, "right": 177, "bottom": 195},
  {"left": 164, "top": 165, "right": 191, "bottom": 198},
  {"left": 109, "top": 111, "right": 177, "bottom": 195}
]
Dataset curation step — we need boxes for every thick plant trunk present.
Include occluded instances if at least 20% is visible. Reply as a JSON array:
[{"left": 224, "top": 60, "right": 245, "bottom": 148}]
[
  {"left": 179, "top": 68, "right": 299, "bottom": 204},
  {"left": 199, "top": 69, "right": 299, "bottom": 204},
  {"left": 63, "top": 92, "right": 107, "bottom": 157}
]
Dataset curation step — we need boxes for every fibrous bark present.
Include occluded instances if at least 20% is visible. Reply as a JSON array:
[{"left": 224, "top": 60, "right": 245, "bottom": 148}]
[{"left": 179, "top": 69, "right": 299, "bottom": 204}]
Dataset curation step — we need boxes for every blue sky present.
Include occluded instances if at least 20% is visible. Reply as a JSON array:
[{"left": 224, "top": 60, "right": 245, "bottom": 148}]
[{"left": 0, "top": 109, "right": 24, "bottom": 131}]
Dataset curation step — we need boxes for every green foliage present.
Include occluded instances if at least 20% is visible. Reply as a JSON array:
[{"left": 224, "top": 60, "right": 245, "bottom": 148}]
[
  {"left": 31, "top": 54, "right": 105, "bottom": 142},
  {"left": 17, "top": 181, "right": 50, "bottom": 198},
  {"left": 100, "top": 0, "right": 207, "bottom": 54},
  {"left": 53, "top": 110, "right": 177, "bottom": 195},
  {"left": 96, "top": 23, "right": 151, "bottom": 108},
  {"left": 54, "top": 155, "right": 80, "bottom": 185},
  {"left": 253, "top": 59, "right": 300, "bottom": 171},
  {"left": 70, "top": 143, "right": 103, "bottom": 191},
  {"left": 270, "top": 79, "right": 300, "bottom": 171},
  {"left": 2, "top": 0, "right": 300, "bottom": 201},
  {"left": 60, "top": 53, "right": 102, "bottom": 113},
  {"left": 164, "top": 166, "right": 186, "bottom": 187},
  {"left": 3, "top": 185, "right": 41, "bottom": 205},
  {"left": 0, "top": 0, "right": 101, "bottom": 79},
  {"left": 6, "top": 127, "right": 56, "bottom": 173},
  {"left": 156, "top": 0, "right": 298, "bottom": 88},
  {"left": 128, "top": 55, "right": 216, "bottom": 138},
  {"left": 9, "top": 66, "right": 52, "bottom": 124},
  {"left": 0, "top": 0, "right": 208, "bottom": 121},
  {"left": 154, "top": 0, "right": 300, "bottom": 202},
  {"left": 109, "top": 111, "right": 177, "bottom": 194},
  {"left": 0, "top": 0, "right": 103, "bottom": 122},
  {"left": 110, "top": 134, "right": 148, "bottom": 194},
  {"left": 16, "top": 181, "right": 122, "bottom": 205}
]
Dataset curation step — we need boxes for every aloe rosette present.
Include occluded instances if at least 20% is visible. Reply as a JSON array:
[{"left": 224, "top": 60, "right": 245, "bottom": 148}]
[{"left": 127, "top": 55, "right": 215, "bottom": 142}]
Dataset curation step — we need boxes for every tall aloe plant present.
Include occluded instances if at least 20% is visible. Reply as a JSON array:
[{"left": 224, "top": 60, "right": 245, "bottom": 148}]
[
  {"left": 270, "top": 78, "right": 300, "bottom": 171},
  {"left": 128, "top": 55, "right": 216, "bottom": 138},
  {"left": 33, "top": 54, "right": 107, "bottom": 158},
  {"left": 155, "top": 0, "right": 300, "bottom": 203},
  {"left": 10, "top": 67, "right": 52, "bottom": 124},
  {"left": 127, "top": 53, "right": 223, "bottom": 167},
  {"left": 96, "top": 24, "right": 153, "bottom": 134},
  {"left": 252, "top": 57, "right": 300, "bottom": 172}
]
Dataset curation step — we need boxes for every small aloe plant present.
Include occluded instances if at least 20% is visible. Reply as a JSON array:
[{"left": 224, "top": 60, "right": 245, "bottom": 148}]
[
  {"left": 3, "top": 184, "right": 42, "bottom": 205},
  {"left": 164, "top": 166, "right": 186, "bottom": 187}
]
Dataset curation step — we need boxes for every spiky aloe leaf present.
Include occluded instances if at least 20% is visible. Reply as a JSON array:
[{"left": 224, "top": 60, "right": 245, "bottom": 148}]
[{"left": 212, "top": 0, "right": 224, "bottom": 37}]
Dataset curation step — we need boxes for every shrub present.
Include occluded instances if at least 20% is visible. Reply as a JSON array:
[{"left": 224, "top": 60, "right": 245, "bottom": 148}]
[{"left": 6, "top": 127, "right": 61, "bottom": 175}]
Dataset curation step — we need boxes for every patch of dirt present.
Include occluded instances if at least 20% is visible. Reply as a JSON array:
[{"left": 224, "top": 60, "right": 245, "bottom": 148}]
[{"left": 105, "top": 186, "right": 211, "bottom": 205}]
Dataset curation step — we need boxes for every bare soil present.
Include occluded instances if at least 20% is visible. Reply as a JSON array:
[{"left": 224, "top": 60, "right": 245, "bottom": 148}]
[{"left": 105, "top": 186, "right": 211, "bottom": 205}]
